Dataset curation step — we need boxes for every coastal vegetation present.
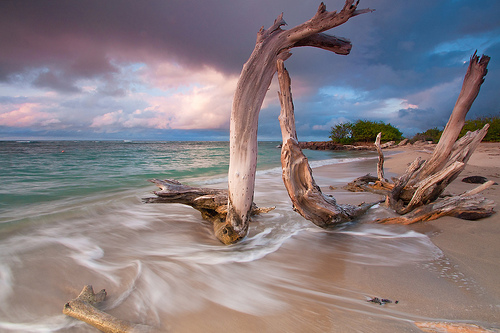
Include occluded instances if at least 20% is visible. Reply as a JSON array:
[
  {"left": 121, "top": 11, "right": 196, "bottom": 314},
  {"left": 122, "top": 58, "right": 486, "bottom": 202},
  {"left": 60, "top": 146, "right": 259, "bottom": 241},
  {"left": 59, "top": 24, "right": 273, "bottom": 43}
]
[
  {"left": 410, "top": 127, "right": 442, "bottom": 143},
  {"left": 329, "top": 120, "right": 403, "bottom": 144},
  {"left": 460, "top": 116, "right": 499, "bottom": 142},
  {"left": 411, "top": 116, "right": 499, "bottom": 143}
]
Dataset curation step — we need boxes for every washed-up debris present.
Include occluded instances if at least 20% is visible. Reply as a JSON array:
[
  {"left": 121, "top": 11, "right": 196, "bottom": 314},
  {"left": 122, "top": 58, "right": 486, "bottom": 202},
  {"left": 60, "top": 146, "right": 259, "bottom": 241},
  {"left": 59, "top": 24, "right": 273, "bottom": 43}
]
[{"left": 367, "top": 297, "right": 398, "bottom": 305}]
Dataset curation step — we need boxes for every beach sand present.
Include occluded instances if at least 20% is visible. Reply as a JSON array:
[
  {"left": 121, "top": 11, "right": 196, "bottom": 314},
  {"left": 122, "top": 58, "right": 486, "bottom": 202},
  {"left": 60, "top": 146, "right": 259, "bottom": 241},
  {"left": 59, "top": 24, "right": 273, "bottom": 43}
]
[
  {"left": 383, "top": 142, "right": 500, "bottom": 312},
  {"left": 1, "top": 143, "right": 498, "bottom": 333},
  {"left": 163, "top": 143, "right": 500, "bottom": 333}
]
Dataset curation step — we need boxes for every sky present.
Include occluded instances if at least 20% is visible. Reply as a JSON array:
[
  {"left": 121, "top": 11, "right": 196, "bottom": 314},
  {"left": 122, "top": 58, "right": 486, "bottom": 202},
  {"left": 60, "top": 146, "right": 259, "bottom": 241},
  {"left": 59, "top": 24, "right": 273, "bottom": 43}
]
[{"left": 1, "top": 0, "right": 499, "bottom": 141}]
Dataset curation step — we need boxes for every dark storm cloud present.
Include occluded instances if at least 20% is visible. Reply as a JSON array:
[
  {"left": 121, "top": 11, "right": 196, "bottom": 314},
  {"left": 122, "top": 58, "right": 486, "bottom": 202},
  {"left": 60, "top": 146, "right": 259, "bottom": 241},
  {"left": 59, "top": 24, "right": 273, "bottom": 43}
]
[{"left": 0, "top": 0, "right": 499, "bottom": 139}]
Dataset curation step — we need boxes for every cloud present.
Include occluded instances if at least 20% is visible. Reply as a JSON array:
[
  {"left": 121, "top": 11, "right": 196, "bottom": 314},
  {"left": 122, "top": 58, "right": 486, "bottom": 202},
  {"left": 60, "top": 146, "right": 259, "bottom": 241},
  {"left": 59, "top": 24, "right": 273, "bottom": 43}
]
[
  {"left": 87, "top": 63, "right": 238, "bottom": 132},
  {"left": 0, "top": 102, "right": 58, "bottom": 127},
  {"left": 0, "top": 0, "right": 499, "bottom": 140}
]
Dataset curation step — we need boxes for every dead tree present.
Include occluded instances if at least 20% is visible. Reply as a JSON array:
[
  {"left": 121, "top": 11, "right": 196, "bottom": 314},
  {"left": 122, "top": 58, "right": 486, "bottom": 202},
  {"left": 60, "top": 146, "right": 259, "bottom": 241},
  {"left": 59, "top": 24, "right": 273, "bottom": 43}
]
[
  {"left": 277, "top": 59, "right": 376, "bottom": 227},
  {"left": 225, "top": 0, "right": 373, "bottom": 242},
  {"left": 341, "top": 53, "right": 495, "bottom": 224},
  {"left": 373, "top": 53, "right": 495, "bottom": 224},
  {"left": 385, "top": 53, "right": 492, "bottom": 216},
  {"left": 144, "top": 1, "right": 372, "bottom": 243}
]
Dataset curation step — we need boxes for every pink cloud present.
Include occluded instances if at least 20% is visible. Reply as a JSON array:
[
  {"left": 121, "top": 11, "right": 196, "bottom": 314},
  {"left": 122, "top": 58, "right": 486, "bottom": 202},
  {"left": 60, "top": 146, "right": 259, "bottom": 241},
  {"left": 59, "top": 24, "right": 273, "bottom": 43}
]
[{"left": 0, "top": 103, "right": 59, "bottom": 127}]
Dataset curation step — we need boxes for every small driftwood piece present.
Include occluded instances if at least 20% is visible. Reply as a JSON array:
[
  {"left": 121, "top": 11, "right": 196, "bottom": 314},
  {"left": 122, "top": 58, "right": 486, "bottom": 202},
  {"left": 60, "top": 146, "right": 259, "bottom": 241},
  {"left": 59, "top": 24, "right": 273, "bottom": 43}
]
[
  {"left": 342, "top": 132, "right": 393, "bottom": 195},
  {"left": 277, "top": 59, "right": 377, "bottom": 227},
  {"left": 144, "top": 179, "right": 274, "bottom": 244},
  {"left": 343, "top": 173, "right": 394, "bottom": 195},
  {"left": 63, "top": 285, "right": 154, "bottom": 333},
  {"left": 414, "top": 321, "right": 496, "bottom": 333},
  {"left": 375, "top": 132, "right": 385, "bottom": 181}
]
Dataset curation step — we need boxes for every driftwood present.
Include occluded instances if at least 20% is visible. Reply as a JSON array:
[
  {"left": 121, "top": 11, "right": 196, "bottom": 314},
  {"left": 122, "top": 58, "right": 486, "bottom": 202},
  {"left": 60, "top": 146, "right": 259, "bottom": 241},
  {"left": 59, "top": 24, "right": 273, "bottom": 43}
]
[
  {"left": 383, "top": 53, "right": 495, "bottom": 222},
  {"left": 142, "top": 2, "right": 372, "bottom": 244},
  {"left": 343, "top": 174, "right": 393, "bottom": 195},
  {"left": 378, "top": 181, "right": 495, "bottom": 225},
  {"left": 341, "top": 133, "right": 393, "bottom": 195},
  {"left": 414, "top": 321, "right": 496, "bottom": 333},
  {"left": 144, "top": 179, "right": 274, "bottom": 244},
  {"left": 277, "top": 59, "right": 376, "bottom": 227},
  {"left": 389, "top": 53, "right": 491, "bottom": 214},
  {"left": 225, "top": 0, "right": 373, "bottom": 242},
  {"left": 63, "top": 285, "right": 155, "bottom": 333},
  {"left": 375, "top": 132, "right": 385, "bottom": 181},
  {"left": 411, "top": 53, "right": 491, "bottom": 184},
  {"left": 343, "top": 53, "right": 495, "bottom": 225}
]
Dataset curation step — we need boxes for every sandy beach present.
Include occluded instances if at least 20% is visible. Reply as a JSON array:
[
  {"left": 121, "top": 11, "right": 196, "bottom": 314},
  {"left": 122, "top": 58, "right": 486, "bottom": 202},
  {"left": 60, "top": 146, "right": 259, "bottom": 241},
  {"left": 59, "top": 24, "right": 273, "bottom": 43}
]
[
  {"left": 1, "top": 142, "right": 499, "bottom": 333},
  {"left": 160, "top": 142, "right": 500, "bottom": 333},
  {"left": 383, "top": 142, "right": 500, "bottom": 314}
]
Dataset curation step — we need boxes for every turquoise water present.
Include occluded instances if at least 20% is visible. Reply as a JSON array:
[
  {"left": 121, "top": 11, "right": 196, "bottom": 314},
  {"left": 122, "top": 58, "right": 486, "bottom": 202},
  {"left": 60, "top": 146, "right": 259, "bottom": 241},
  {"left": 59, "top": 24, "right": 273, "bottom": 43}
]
[{"left": 0, "top": 140, "right": 361, "bottom": 214}]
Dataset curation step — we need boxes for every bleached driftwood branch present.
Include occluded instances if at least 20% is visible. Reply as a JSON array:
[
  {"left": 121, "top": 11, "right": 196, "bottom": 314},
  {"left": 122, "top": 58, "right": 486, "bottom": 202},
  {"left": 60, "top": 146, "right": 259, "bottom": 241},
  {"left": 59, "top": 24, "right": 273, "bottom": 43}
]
[
  {"left": 411, "top": 52, "right": 491, "bottom": 184},
  {"left": 63, "top": 285, "right": 155, "bottom": 333},
  {"left": 144, "top": 179, "right": 274, "bottom": 244},
  {"left": 226, "top": 0, "right": 373, "bottom": 243},
  {"left": 378, "top": 181, "right": 495, "bottom": 225},
  {"left": 375, "top": 132, "right": 385, "bottom": 181},
  {"left": 277, "top": 59, "right": 377, "bottom": 227},
  {"left": 385, "top": 53, "right": 492, "bottom": 217}
]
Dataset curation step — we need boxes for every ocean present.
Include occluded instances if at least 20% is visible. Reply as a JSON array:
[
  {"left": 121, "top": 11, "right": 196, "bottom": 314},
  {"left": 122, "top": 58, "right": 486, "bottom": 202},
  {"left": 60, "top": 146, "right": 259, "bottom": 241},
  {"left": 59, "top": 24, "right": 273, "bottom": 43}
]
[{"left": 0, "top": 141, "right": 494, "bottom": 332}]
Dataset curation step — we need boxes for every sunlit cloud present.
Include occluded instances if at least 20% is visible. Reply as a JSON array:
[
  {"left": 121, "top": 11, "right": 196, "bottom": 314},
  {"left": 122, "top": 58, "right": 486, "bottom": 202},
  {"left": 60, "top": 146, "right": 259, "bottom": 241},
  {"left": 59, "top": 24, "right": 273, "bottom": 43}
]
[
  {"left": 0, "top": 102, "right": 59, "bottom": 127},
  {"left": 88, "top": 62, "right": 239, "bottom": 132},
  {"left": 1, "top": 0, "right": 498, "bottom": 140}
]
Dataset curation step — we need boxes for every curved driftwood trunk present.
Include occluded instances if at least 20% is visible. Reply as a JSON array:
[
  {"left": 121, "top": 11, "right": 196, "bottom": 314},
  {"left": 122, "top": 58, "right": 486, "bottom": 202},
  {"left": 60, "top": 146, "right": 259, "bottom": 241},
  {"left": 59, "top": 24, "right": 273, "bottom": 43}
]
[
  {"left": 277, "top": 59, "right": 376, "bottom": 226},
  {"left": 226, "top": 1, "right": 373, "bottom": 242}
]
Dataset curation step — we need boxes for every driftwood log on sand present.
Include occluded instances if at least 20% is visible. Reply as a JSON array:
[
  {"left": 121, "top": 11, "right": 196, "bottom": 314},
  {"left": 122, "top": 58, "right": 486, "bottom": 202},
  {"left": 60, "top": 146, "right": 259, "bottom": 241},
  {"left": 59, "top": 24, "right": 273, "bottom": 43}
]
[
  {"left": 345, "top": 52, "right": 495, "bottom": 224},
  {"left": 63, "top": 285, "right": 155, "bottom": 333},
  {"left": 144, "top": 179, "right": 274, "bottom": 244},
  {"left": 277, "top": 59, "right": 377, "bottom": 227}
]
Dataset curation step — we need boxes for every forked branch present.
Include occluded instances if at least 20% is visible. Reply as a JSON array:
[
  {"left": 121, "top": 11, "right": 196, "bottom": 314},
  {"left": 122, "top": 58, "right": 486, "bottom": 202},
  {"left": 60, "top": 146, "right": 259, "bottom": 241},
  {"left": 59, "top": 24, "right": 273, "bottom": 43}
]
[{"left": 226, "top": 0, "right": 372, "bottom": 243}]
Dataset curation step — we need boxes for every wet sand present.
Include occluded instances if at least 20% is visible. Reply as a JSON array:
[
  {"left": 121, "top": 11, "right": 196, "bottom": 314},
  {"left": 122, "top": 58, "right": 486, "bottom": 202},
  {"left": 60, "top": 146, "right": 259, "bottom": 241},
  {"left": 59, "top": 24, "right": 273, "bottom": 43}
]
[
  {"left": 165, "top": 143, "right": 500, "bottom": 332},
  {"left": 383, "top": 142, "right": 500, "bottom": 314}
]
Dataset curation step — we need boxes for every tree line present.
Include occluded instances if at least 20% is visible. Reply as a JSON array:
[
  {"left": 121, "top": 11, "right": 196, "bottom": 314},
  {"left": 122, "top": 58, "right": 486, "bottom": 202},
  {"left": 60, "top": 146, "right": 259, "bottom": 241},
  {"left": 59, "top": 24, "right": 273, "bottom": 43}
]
[{"left": 330, "top": 116, "right": 500, "bottom": 144}]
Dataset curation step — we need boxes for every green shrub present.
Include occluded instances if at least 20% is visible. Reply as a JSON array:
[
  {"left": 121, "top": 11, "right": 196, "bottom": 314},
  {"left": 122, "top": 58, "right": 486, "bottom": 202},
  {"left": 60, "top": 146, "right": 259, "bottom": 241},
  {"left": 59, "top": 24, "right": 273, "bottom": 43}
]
[
  {"left": 329, "top": 122, "right": 354, "bottom": 144},
  {"left": 411, "top": 115, "right": 499, "bottom": 143},
  {"left": 460, "top": 116, "right": 500, "bottom": 142},
  {"left": 330, "top": 120, "right": 403, "bottom": 144},
  {"left": 411, "top": 127, "right": 442, "bottom": 143}
]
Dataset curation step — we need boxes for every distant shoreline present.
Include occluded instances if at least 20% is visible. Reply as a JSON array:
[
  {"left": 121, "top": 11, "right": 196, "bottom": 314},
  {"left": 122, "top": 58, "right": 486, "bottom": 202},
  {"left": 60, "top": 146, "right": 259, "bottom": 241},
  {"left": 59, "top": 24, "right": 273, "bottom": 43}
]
[{"left": 297, "top": 139, "right": 436, "bottom": 151}]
